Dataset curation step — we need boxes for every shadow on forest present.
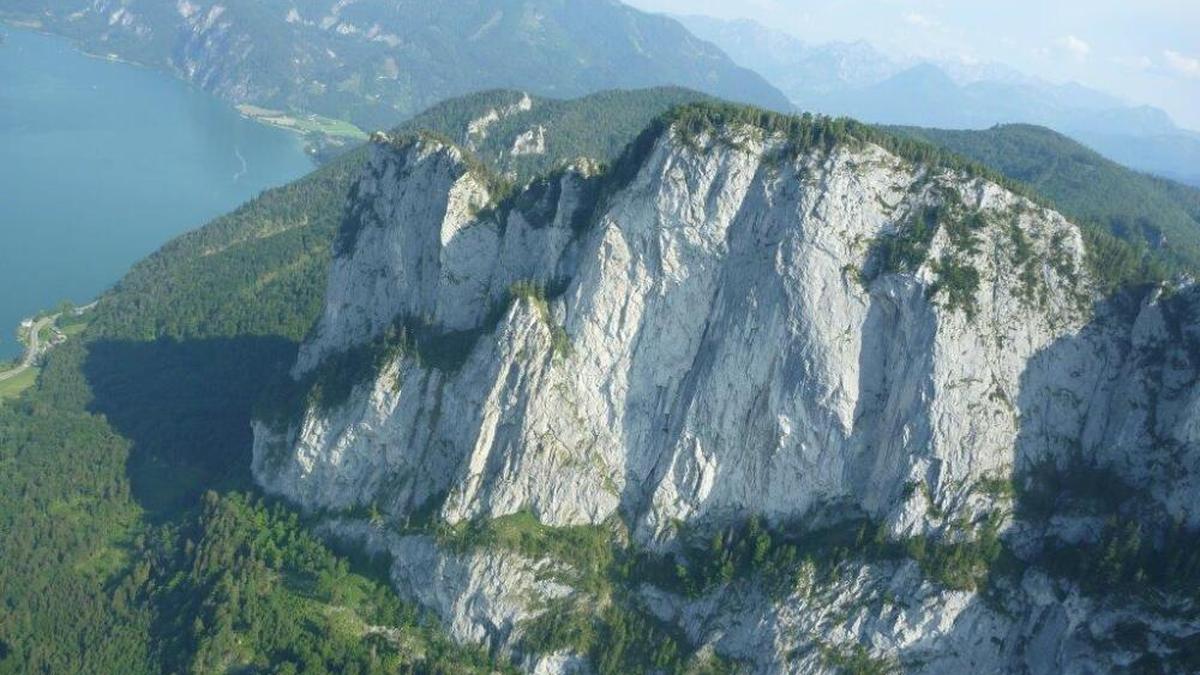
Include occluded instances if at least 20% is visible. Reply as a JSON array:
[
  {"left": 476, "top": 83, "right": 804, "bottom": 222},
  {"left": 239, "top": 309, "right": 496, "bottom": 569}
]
[{"left": 84, "top": 336, "right": 298, "bottom": 520}]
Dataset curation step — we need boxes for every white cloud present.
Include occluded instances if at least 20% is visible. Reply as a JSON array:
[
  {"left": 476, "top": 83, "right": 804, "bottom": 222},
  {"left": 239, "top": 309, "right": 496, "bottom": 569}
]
[
  {"left": 1056, "top": 35, "right": 1092, "bottom": 61},
  {"left": 1164, "top": 49, "right": 1200, "bottom": 78}
]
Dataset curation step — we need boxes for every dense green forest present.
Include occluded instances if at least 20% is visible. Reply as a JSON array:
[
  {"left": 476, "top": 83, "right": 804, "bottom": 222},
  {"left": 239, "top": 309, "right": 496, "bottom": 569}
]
[
  {"left": 5, "top": 90, "right": 1200, "bottom": 672},
  {"left": 0, "top": 329, "right": 508, "bottom": 673}
]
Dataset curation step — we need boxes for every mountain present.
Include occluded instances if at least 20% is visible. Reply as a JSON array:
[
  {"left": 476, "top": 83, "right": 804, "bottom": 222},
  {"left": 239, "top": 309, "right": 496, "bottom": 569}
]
[
  {"left": 676, "top": 13, "right": 1046, "bottom": 96},
  {"left": 253, "top": 101, "right": 1200, "bottom": 672},
  {"left": 831, "top": 70, "right": 1200, "bottom": 187},
  {"left": 1069, "top": 130, "right": 1200, "bottom": 188},
  {"left": 0, "top": 0, "right": 790, "bottom": 131},
  {"left": 96, "top": 87, "right": 1200, "bottom": 354},
  {"left": 678, "top": 14, "right": 1200, "bottom": 187},
  {"left": 92, "top": 88, "right": 720, "bottom": 344},
  {"left": 818, "top": 64, "right": 1194, "bottom": 139},
  {"left": 6, "top": 89, "right": 1200, "bottom": 672},
  {"left": 673, "top": 15, "right": 903, "bottom": 102}
]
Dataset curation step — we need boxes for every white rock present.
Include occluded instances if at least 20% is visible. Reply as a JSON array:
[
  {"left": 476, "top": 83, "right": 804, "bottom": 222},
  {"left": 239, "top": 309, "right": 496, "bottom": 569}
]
[{"left": 511, "top": 125, "right": 547, "bottom": 156}]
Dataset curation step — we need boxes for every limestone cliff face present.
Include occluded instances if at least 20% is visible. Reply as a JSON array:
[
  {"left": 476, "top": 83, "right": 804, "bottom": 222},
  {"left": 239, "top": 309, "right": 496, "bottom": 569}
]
[
  {"left": 252, "top": 118, "right": 1200, "bottom": 672},
  {"left": 257, "top": 124, "right": 1091, "bottom": 533}
]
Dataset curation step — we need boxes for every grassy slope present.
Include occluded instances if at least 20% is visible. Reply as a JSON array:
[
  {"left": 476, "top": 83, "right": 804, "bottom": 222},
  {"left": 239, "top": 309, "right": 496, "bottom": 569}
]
[{"left": 0, "top": 367, "right": 38, "bottom": 401}]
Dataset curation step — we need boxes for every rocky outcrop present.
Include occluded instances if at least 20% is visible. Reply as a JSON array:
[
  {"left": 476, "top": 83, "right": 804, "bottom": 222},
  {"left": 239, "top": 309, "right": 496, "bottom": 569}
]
[
  {"left": 1012, "top": 287, "right": 1200, "bottom": 527},
  {"left": 511, "top": 125, "right": 547, "bottom": 156},
  {"left": 466, "top": 95, "right": 535, "bottom": 151},
  {"left": 252, "top": 113, "right": 1200, "bottom": 672},
  {"left": 644, "top": 558, "right": 1200, "bottom": 674}
]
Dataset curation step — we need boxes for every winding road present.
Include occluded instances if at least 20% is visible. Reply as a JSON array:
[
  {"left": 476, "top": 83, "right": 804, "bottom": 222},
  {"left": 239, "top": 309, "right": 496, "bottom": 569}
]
[{"left": 0, "top": 315, "right": 57, "bottom": 382}]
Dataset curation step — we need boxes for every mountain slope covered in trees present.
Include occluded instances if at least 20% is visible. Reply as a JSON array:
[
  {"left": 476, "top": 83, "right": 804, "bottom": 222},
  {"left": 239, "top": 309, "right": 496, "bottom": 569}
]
[
  {"left": 0, "top": 334, "right": 511, "bottom": 672},
  {"left": 0, "top": 0, "right": 789, "bottom": 130}
]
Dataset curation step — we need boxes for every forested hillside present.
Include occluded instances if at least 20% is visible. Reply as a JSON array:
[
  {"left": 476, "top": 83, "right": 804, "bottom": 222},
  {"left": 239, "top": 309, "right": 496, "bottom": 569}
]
[
  {"left": 0, "top": 341, "right": 507, "bottom": 672},
  {"left": 0, "top": 0, "right": 788, "bottom": 130}
]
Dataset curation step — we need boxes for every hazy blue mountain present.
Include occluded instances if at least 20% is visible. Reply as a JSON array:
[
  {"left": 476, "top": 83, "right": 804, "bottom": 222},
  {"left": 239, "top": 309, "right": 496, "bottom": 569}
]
[
  {"left": 0, "top": 0, "right": 791, "bottom": 130},
  {"left": 1067, "top": 130, "right": 1200, "bottom": 188},
  {"left": 826, "top": 66, "right": 1200, "bottom": 186},
  {"left": 818, "top": 65, "right": 1174, "bottom": 135},
  {"left": 680, "top": 14, "right": 1200, "bottom": 186},
  {"left": 675, "top": 14, "right": 903, "bottom": 102}
]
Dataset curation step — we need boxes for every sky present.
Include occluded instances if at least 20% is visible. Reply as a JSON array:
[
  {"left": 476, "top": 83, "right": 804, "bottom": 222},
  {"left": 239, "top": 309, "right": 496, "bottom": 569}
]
[{"left": 625, "top": 0, "right": 1200, "bottom": 130}]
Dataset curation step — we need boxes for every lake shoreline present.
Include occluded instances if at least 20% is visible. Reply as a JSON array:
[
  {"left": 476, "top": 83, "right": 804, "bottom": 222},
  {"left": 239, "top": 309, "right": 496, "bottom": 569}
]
[
  {"left": 0, "top": 24, "right": 316, "bottom": 360},
  {"left": 1, "top": 18, "right": 358, "bottom": 164},
  {"left": 0, "top": 302, "right": 94, "bottom": 401}
]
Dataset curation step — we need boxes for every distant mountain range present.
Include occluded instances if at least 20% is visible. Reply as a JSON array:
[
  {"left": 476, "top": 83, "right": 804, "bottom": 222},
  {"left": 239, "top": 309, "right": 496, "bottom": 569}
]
[
  {"left": 673, "top": 15, "right": 905, "bottom": 102},
  {"left": 677, "top": 15, "right": 1200, "bottom": 187},
  {"left": 0, "top": 0, "right": 790, "bottom": 130}
]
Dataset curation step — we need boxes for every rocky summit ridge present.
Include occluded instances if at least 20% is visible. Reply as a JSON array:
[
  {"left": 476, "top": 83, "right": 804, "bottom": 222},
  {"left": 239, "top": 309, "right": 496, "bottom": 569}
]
[{"left": 251, "top": 104, "right": 1200, "bottom": 673}]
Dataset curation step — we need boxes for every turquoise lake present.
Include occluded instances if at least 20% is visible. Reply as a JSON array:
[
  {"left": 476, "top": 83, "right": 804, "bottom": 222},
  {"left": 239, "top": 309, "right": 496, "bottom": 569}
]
[{"left": 0, "top": 25, "right": 316, "bottom": 359}]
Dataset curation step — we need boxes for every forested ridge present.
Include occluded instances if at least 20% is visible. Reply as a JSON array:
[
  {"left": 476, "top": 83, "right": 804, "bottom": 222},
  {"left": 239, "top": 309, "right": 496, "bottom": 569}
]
[{"left": 4, "top": 89, "right": 1200, "bottom": 672}]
